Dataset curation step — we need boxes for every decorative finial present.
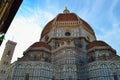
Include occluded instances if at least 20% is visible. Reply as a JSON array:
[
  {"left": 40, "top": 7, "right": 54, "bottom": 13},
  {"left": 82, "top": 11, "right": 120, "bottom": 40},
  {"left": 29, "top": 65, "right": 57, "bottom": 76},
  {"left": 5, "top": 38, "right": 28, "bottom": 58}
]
[
  {"left": 65, "top": 6, "right": 67, "bottom": 9},
  {"left": 63, "top": 6, "right": 70, "bottom": 14}
]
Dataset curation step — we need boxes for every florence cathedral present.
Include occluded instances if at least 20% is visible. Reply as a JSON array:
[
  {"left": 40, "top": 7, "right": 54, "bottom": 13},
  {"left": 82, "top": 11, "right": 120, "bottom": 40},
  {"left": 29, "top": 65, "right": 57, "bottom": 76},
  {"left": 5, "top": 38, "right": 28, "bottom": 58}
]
[{"left": 0, "top": 8, "right": 120, "bottom": 80}]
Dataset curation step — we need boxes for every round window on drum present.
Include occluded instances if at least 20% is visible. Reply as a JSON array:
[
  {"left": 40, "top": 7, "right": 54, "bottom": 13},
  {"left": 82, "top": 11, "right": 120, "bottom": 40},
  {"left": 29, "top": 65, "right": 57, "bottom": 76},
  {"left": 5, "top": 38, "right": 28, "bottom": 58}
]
[{"left": 65, "top": 32, "right": 71, "bottom": 36}]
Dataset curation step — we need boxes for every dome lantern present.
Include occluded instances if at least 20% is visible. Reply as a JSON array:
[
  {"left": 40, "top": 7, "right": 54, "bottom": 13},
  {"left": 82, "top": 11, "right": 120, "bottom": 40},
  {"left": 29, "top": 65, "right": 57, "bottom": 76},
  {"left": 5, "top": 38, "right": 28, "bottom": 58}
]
[{"left": 63, "top": 7, "right": 70, "bottom": 14}]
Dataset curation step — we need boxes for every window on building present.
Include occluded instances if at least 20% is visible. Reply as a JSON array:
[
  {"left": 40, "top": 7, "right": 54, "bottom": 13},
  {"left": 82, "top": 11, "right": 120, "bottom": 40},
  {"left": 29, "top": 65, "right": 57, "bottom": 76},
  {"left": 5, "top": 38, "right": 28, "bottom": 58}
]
[
  {"left": 3, "top": 70, "right": 5, "bottom": 74},
  {"left": 113, "top": 72, "right": 118, "bottom": 80},
  {"left": 25, "top": 73, "right": 29, "bottom": 80},
  {"left": 1, "top": 70, "right": 3, "bottom": 73},
  {"left": 3, "top": 61, "right": 8, "bottom": 65},
  {"left": 103, "top": 54, "right": 107, "bottom": 60},
  {"left": 68, "top": 76, "right": 72, "bottom": 80},
  {"left": 45, "top": 57, "right": 49, "bottom": 62},
  {"left": 87, "top": 78, "right": 89, "bottom": 80},
  {"left": 33, "top": 55, "right": 37, "bottom": 61},
  {"left": 0, "top": 0, "right": 4, "bottom": 8},
  {"left": 7, "top": 50, "right": 11, "bottom": 56},
  {"left": 52, "top": 76, "right": 55, "bottom": 80},
  {"left": 65, "top": 32, "right": 71, "bottom": 36},
  {"left": 55, "top": 41, "right": 60, "bottom": 48},
  {"left": 0, "top": 70, "right": 5, "bottom": 74},
  {"left": 74, "top": 39, "right": 82, "bottom": 48},
  {"left": 90, "top": 56, "right": 95, "bottom": 62}
]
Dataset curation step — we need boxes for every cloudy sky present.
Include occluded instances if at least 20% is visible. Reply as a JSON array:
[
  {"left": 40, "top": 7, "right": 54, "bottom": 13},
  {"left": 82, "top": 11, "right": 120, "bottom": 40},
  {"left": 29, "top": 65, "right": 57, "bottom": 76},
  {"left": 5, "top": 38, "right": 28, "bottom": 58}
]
[{"left": 0, "top": 0, "right": 120, "bottom": 62}]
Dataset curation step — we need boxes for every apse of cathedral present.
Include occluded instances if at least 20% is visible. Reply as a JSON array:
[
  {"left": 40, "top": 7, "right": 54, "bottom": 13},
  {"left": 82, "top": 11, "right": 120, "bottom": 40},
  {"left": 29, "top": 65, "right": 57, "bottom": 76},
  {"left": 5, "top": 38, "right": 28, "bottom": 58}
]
[{"left": 1, "top": 8, "right": 120, "bottom": 80}]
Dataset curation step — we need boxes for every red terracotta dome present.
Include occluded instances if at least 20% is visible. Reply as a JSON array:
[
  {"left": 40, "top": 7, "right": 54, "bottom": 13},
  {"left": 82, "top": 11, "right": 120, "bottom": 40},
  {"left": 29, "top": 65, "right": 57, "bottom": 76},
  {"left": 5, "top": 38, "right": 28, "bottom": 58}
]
[
  {"left": 30, "top": 42, "right": 51, "bottom": 50},
  {"left": 41, "top": 8, "right": 95, "bottom": 38},
  {"left": 56, "top": 13, "right": 79, "bottom": 21},
  {"left": 41, "top": 19, "right": 54, "bottom": 38},
  {"left": 87, "top": 40, "right": 110, "bottom": 49}
]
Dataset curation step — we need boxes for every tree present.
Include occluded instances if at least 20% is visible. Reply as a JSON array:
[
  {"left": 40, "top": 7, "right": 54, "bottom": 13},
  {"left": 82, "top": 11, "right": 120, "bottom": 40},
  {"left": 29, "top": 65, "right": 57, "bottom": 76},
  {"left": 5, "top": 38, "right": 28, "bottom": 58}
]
[{"left": 0, "top": 34, "right": 5, "bottom": 41}]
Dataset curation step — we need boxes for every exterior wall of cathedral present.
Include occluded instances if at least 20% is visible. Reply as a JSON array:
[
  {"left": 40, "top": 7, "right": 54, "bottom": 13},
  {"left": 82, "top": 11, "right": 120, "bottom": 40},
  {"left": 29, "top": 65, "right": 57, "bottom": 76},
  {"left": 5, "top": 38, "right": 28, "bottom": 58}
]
[
  {"left": 6, "top": 61, "right": 53, "bottom": 80},
  {"left": 87, "top": 46, "right": 116, "bottom": 62},
  {"left": 6, "top": 60, "right": 120, "bottom": 80},
  {"left": 84, "top": 61, "right": 120, "bottom": 80},
  {"left": 17, "top": 47, "right": 51, "bottom": 62},
  {"left": 3, "top": 9, "right": 120, "bottom": 80}
]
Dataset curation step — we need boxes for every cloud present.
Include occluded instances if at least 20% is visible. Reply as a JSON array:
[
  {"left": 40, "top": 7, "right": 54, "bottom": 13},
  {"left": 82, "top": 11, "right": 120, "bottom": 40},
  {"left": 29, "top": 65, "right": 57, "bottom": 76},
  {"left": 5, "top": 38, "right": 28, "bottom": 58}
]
[
  {"left": 97, "top": 23, "right": 120, "bottom": 53},
  {"left": 93, "top": 0, "right": 120, "bottom": 54},
  {"left": 80, "top": 0, "right": 120, "bottom": 55},
  {"left": 0, "top": 15, "right": 42, "bottom": 62},
  {"left": 0, "top": 1, "right": 56, "bottom": 62}
]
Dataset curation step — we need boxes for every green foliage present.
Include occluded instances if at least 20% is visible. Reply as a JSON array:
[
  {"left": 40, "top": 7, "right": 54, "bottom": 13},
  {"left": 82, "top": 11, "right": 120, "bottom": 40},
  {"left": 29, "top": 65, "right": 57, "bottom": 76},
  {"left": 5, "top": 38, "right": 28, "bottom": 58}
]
[{"left": 0, "top": 35, "right": 5, "bottom": 40}]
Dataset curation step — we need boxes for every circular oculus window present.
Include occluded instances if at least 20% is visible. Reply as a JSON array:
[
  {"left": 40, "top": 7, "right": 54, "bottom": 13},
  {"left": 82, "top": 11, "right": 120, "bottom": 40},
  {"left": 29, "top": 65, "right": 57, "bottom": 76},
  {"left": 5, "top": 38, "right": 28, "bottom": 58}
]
[{"left": 65, "top": 32, "right": 71, "bottom": 36}]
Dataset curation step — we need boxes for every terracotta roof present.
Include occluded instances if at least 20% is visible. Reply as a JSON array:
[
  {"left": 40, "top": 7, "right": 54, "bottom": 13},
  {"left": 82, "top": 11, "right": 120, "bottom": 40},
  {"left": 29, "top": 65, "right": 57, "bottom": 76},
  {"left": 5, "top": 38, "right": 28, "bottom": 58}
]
[
  {"left": 110, "top": 55, "right": 120, "bottom": 60},
  {"left": 87, "top": 40, "right": 110, "bottom": 49},
  {"left": 82, "top": 20, "right": 94, "bottom": 34},
  {"left": 41, "top": 19, "right": 54, "bottom": 38},
  {"left": 56, "top": 13, "right": 79, "bottom": 21},
  {"left": 30, "top": 42, "right": 51, "bottom": 50}
]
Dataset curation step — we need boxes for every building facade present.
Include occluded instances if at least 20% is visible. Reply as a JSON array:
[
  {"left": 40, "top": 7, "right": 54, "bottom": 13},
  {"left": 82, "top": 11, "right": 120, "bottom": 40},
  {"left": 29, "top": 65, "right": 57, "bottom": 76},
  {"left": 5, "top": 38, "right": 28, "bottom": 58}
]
[
  {"left": 4, "top": 8, "right": 120, "bottom": 80},
  {"left": 0, "top": 0, "right": 23, "bottom": 45}
]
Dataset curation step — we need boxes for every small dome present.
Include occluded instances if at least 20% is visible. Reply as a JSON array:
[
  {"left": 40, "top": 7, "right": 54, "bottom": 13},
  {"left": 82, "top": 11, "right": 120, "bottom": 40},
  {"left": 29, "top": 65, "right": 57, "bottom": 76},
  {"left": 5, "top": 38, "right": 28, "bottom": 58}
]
[
  {"left": 30, "top": 42, "right": 51, "bottom": 50},
  {"left": 87, "top": 40, "right": 110, "bottom": 49}
]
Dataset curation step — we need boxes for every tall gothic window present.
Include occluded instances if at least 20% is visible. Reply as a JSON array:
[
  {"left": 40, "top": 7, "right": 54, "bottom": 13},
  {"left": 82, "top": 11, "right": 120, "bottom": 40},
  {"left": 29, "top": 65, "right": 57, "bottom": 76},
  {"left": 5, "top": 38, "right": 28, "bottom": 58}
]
[
  {"left": 25, "top": 73, "right": 29, "bottom": 80},
  {"left": 33, "top": 55, "right": 37, "bottom": 61},
  {"left": 52, "top": 76, "right": 55, "bottom": 80},
  {"left": 89, "top": 56, "right": 95, "bottom": 62},
  {"left": 7, "top": 50, "right": 11, "bottom": 56},
  {"left": 0, "top": 0, "right": 4, "bottom": 8},
  {"left": 68, "top": 76, "right": 72, "bottom": 80},
  {"left": 113, "top": 72, "right": 118, "bottom": 80}
]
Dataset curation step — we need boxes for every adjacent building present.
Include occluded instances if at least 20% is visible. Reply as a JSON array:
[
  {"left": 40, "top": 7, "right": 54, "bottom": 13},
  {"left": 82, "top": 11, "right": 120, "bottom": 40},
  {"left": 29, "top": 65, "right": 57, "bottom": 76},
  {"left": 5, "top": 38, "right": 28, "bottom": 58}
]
[
  {"left": 0, "top": 0, "right": 23, "bottom": 45},
  {"left": 1, "top": 8, "right": 120, "bottom": 80}
]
